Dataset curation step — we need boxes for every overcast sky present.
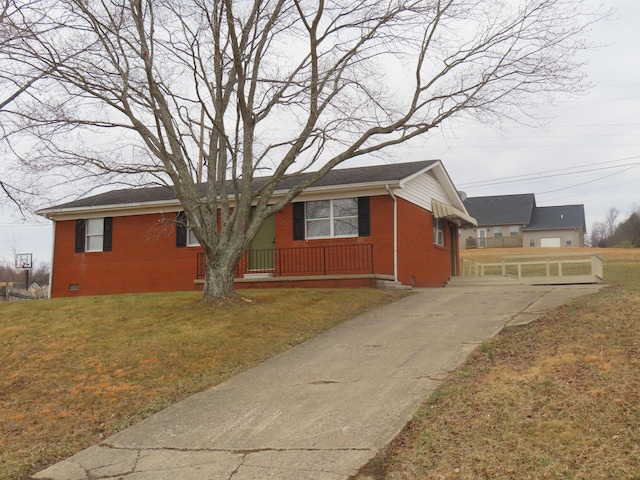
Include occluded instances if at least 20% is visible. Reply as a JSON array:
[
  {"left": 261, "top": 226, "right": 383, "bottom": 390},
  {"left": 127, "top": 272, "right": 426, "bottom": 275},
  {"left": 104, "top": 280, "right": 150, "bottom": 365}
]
[{"left": 1, "top": 0, "right": 639, "bottom": 267}]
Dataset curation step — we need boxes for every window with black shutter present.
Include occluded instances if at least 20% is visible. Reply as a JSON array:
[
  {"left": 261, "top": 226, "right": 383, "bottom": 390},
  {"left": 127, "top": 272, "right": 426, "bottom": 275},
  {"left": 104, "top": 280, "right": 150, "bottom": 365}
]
[
  {"left": 75, "top": 217, "right": 113, "bottom": 252},
  {"left": 293, "top": 197, "right": 370, "bottom": 240},
  {"left": 176, "top": 211, "right": 187, "bottom": 247},
  {"left": 357, "top": 197, "right": 370, "bottom": 237},
  {"left": 75, "top": 220, "right": 86, "bottom": 253},
  {"left": 293, "top": 202, "right": 305, "bottom": 241}
]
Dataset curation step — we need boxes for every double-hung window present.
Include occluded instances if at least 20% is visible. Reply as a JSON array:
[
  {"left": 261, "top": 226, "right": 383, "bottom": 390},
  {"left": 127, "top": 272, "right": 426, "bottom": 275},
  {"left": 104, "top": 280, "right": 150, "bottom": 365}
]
[
  {"left": 293, "top": 197, "right": 370, "bottom": 240},
  {"left": 306, "top": 198, "right": 359, "bottom": 239},
  {"left": 433, "top": 217, "right": 445, "bottom": 246},
  {"left": 187, "top": 229, "right": 200, "bottom": 246},
  {"left": 86, "top": 219, "right": 105, "bottom": 251},
  {"left": 75, "top": 218, "right": 113, "bottom": 253}
]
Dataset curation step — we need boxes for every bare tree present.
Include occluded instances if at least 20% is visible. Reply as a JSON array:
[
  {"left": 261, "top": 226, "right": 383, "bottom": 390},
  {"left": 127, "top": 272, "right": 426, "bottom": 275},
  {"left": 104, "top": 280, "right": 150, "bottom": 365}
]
[
  {"left": 0, "top": 0, "right": 58, "bottom": 212},
  {"left": 604, "top": 207, "right": 619, "bottom": 238},
  {"left": 3, "top": 0, "right": 606, "bottom": 299},
  {"left": 590, "top": 220, "right": 607, "bottom": 248}
]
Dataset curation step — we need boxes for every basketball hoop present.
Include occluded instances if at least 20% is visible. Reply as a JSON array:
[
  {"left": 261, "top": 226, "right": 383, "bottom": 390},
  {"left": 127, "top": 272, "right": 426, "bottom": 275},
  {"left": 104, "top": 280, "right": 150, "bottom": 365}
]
[{"left": 15, "top": 253, "right": 33, "bottom": 270}]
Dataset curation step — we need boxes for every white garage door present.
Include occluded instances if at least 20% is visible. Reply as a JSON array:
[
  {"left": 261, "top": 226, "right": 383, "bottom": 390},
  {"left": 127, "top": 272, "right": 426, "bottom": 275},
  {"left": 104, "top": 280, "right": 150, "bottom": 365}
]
[{"left": 540, "top": 237, "right": 561, "bottom": 248}]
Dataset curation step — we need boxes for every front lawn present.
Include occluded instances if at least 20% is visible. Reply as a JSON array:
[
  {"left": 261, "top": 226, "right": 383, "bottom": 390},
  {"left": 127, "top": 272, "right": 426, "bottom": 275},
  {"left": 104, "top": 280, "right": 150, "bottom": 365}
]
[{"left": 1, "top": 288, "right": 406, "bottom": 480}]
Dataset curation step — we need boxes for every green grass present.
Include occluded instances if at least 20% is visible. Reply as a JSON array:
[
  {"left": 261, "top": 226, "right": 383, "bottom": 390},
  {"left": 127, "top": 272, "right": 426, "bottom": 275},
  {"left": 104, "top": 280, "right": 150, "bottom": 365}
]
[
  {"left": 0, "top": 288, "right": 408, "bottom": 480},
  {"left": 353, "top": 248, "right": 640, "bottom": 480}
]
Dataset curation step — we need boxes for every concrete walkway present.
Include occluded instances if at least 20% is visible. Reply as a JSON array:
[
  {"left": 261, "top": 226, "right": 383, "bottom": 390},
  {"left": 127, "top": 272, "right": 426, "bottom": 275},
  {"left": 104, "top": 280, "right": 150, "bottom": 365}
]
[{"left": 32, "top": 283, "right": 603, "bottom": 480}]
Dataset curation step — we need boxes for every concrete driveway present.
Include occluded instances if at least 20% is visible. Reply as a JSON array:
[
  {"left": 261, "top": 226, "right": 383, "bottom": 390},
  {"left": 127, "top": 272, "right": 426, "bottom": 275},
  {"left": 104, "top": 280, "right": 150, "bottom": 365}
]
[{"left": 32, "top": 283, "right": 603, "bottom": 480}]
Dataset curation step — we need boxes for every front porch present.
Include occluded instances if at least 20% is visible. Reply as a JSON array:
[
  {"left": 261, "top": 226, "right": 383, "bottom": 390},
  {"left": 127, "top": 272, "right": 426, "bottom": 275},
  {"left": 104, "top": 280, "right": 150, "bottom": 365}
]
[
  {"left": 465, "top": 236, "right": 523, "bottom": 249},
  {"left": 195, "top": 244, "right": 396, "bottom": 289}
]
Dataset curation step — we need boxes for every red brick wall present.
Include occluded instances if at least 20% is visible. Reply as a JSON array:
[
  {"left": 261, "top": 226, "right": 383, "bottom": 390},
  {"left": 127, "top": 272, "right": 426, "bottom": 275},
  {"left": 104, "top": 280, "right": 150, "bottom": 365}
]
[
  {"left": 396, "top": 197, "right": 455, "bottom": 287},
  {"left": 51, "top": 213, "right": 202, "bottom": 297},
  {"left": 50, "top": 194, "right": 457, "bottom": 296}
]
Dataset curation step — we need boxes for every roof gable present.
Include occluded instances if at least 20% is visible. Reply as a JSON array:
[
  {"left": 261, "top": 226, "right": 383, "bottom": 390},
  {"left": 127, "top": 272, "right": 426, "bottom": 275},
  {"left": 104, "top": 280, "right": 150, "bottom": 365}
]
[
  {"left": 523, "top": 205, "right": 586, "bottom": 232},
  {"left": 275, "top": 160, "right": 439, "bottom": 190},
  {"left": 464, "top": 194, "right": 536, "bottom": 226}
]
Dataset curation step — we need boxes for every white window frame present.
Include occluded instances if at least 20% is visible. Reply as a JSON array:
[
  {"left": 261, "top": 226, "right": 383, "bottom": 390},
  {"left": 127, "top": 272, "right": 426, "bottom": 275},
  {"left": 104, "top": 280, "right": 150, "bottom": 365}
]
[
  {"left": 509, "top": 226, "right": 520, "bottom": 237},
  {"left": 433, "top": 217, "right": 445, "bottom": 246},
  {"left": 306, "top": 198, "right": 359, "bottom": 239},
  {"left": 565, "top": 235, "right": 573, "bottom": 246},
  {"left": 494, "top": 226, "right": 503, "bottom": 237},
  {"left": 85, "top": 218, "right": 104, "bottom": 252},
  {"left": 529, "top": 237, "right": 535, "bottom": 247}
]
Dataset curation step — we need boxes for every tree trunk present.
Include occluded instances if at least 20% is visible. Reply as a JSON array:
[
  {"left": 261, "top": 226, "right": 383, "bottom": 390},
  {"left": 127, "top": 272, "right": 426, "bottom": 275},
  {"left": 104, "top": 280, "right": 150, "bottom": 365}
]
[{"left": 202, "top": 252, "right": 239, "bottom": 300}]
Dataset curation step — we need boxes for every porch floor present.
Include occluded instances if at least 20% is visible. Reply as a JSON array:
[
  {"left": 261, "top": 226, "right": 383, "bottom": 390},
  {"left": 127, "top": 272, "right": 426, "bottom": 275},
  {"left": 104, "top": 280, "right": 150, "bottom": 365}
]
[{"left": 194, "top": 273, "right": 396, "bottom": 290}]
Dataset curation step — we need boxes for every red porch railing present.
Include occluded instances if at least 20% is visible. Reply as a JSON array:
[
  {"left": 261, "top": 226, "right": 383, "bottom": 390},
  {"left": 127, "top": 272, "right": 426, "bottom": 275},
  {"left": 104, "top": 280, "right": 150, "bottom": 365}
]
[{"left": 197, "top": 244, "right": 375, "bottom": 279}]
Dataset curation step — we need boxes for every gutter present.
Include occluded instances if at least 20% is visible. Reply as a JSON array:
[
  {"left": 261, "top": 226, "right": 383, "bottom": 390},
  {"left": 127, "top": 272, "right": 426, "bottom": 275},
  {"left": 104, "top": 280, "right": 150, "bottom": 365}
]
[{"left": 386, "top": 184, "right": 398, "bottom": 282}]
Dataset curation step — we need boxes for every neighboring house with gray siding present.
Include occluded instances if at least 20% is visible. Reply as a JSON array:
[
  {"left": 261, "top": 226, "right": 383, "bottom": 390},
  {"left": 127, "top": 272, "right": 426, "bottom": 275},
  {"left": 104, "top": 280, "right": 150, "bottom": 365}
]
[
  {"left": 460, "top": 194, "right": 586, "bottom": 249},
  {"left": 522, "top": 205, "right": 586, "bottom": 248}
]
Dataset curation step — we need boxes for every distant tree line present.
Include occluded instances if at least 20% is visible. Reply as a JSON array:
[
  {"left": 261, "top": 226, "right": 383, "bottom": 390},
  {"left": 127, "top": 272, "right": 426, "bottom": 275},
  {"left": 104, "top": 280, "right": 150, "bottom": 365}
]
[
  {"left": 591, "top": 207, "right": 640, "bottom": 248},
  {"left": 0, "top": 263, "right": 50, "bottom": 286}
]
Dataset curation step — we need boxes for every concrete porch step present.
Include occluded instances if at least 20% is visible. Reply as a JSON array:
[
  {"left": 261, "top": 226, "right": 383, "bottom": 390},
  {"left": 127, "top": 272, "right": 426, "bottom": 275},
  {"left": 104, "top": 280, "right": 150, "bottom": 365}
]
[
  {"left": 376, "top": 280, "right": 413, "bottom": 290},
  {"left": 447, "top": 276, "right": 523, "bottom": 286}
]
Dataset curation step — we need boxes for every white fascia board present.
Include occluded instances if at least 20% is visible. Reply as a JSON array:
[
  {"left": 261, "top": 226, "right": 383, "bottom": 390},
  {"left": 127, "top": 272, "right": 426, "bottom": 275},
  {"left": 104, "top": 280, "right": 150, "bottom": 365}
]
[{"left": 36, "top": 199, "right": 183, "bottom": 221}]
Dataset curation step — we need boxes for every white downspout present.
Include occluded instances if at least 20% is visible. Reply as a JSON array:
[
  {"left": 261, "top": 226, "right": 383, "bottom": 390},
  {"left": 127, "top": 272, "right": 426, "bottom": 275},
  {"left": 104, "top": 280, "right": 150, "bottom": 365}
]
[
  {"left": 386, "top": 184, "right": 398, "bottom": 282},
  {"left": 47, "top": 220, "right": 55, "bottom": 299}
]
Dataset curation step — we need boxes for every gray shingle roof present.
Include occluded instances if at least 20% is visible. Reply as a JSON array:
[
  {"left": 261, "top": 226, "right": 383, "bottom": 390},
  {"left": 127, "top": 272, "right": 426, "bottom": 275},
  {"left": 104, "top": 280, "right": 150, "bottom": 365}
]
[
  {"left": 463, "top": 194, "right": 536, "bottom": 226},
  {"left": 42, "top": 160, "right": 438, "bottom": 211},
  {"left": 49, "top": 186, "right": 178, "bottom": 210},
  {"left": 522, "top": 205, "right": 586, "bottom": 232}
]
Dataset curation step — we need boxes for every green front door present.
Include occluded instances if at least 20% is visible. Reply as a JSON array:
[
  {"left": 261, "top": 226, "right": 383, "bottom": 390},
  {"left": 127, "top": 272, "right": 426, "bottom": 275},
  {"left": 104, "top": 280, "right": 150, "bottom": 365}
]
[{"left": 249, "top": 215, "right": 275, "bottom": 270}]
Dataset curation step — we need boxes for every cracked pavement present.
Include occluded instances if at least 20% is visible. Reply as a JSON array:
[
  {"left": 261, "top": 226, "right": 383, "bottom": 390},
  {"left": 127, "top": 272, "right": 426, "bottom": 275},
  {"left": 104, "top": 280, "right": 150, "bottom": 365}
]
[{"left": 31, "top": 283, "right": 603, "bottom": 480}]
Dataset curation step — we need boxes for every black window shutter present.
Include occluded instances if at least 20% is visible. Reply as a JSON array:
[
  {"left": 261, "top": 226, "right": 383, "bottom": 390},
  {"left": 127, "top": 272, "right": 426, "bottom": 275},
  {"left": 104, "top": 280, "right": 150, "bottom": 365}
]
[
  {"left": 293, "top": 202, "right": 305, "bottom": 240},
  {"left": 75, "top": 220, "right": 85, "bottom": 253},
  {"left": 103, "top": 217, "right": 113, "bottom": 251},
  {"left": 176, "top": 211, "right": 187, "bottom": 247},
  {"left": 358, "top": 197, "right": 370, "bottom": 236}
]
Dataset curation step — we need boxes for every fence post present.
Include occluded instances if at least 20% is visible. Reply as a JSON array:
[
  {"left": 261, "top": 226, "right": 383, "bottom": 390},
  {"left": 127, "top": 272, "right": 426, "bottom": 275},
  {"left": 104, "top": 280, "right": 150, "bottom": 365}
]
[
  {"left": 591, "top": 255, "right": 602, "bottom": 278},
  {"left": 546, "top": 257, "right": 550, "bottom": 277},
  {"left": 323, "top": 246, "right": 327, "bottom": 275},
  {"left": 558, "top": 260, "right": 563, "bottom": 277},
  {"left": 370, "top": 245, "right": 375, "bottom": 274}
]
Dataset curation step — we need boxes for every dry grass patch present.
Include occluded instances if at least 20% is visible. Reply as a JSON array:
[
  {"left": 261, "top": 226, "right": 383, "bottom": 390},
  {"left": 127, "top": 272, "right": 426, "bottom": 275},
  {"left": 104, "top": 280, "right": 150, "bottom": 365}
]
[
  {"left": 355, "top": 250, "right": 640, "bottom": 479},
  {"left": 1, "top": 288, "right": 407, "bottom": 480}
]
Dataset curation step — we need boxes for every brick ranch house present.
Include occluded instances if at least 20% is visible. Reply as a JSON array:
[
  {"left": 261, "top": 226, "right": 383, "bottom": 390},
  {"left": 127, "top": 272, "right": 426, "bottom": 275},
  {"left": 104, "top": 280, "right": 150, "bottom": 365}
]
[{"left": 37, "top": 160, "right": 476, "bottom": 298}]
